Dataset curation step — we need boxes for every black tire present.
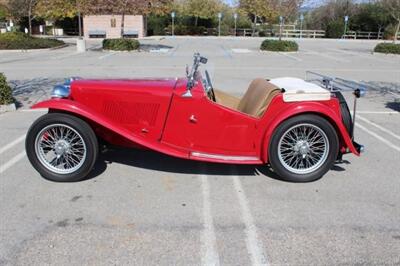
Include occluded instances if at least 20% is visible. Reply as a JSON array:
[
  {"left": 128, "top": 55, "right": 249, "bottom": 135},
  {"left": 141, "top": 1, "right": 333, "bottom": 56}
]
[
  {"left": 268, "top": 114, "right": 339, "bottom": 182},
  {"left": 26, "top": 113, "right": 98, "bottom": 182}
]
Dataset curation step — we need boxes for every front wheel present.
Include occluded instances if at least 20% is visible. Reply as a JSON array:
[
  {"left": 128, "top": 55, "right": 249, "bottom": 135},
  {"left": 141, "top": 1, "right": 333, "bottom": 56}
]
[
  {"left": 26, "top": 113, "right": 98, "bottom": 182},
  {"left": 268, "top": 114, "right": 339, "bottom": 182}
]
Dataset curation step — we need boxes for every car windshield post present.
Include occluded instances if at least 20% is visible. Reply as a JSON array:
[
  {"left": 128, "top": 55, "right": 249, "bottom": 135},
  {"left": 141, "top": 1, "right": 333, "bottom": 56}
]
[{"left": 186, "top": 53, "right": 208, "bottom": 92}]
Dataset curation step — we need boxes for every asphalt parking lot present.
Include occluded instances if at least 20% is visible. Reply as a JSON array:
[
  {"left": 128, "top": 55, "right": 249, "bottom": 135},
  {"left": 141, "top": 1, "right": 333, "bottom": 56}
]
[{"left": 0, "top": 37, "right": 400, "bottom": 265}]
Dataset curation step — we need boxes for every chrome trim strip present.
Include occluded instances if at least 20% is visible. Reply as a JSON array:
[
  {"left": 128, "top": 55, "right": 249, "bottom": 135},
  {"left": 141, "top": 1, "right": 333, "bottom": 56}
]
[{"left": 191, "top": 152, "right": 258, "bottom": 161}]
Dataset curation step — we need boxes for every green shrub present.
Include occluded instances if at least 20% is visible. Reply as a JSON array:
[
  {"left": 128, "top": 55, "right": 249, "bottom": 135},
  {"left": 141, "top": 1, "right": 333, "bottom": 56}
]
[
  {"left": 325, "top": 20, "right": 345, "bottom": 38},
  {"left": 0, "top": 32, "right": 64, "bottom": 50},
  {"left": 374, "top": 43, "right": 400, "bottom": 54},
  {"left": 102, "top": 38, "right": 140, "bottom": 51},
  {"left": 260, "top": 39, "right": 298, "bottom": 52},
  {"left": 0, "top": 73, "right": 13, "bottom": 105}
]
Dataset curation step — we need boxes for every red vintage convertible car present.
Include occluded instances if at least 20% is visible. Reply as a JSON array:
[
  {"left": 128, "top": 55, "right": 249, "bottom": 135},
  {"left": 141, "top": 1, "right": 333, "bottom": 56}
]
[{"left": 26, "top": 53, "right": 364, "bottom": 182}]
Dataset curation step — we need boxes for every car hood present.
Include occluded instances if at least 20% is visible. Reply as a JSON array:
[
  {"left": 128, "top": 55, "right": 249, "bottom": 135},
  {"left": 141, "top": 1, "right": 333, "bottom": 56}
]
[{"left": 71, "top": 78, "right": 178, "bottom": 92}]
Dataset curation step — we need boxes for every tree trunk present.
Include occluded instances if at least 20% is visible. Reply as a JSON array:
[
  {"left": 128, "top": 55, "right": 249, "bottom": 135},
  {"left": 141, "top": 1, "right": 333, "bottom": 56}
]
[
  {"left": 252, "top": 14, "right": 257, "bottom": 37},
  {"left": 377, "top": 25, "right": 382, "bottom": 40},
  {"left": 394, "top": 20, "right": 400, "bottom": 44},
  {"left": 28, "top": 3, "right": 32, "bottom": 35},
  {"left": 195, "top": 16, "right": 198, "bottom": 27},
  {"left": 120, "top": 13, "right": 125, "bottom": 38},
  {"left": 143, "top": 15, "right": 148, "bottom": 37}
]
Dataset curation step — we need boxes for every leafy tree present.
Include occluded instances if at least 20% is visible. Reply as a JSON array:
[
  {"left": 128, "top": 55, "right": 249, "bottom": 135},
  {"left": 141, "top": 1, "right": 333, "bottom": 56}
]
[
  {"left": 181, "top": 0, "right": 222, "bottom": 26},
  {"left": 35, "top": 0, "right": 78, "bottom": 20},
  {"left": 240, "top": 0, "right": 278, "bottom": 36},
  {"left": 7, "top": 0, "right": 39, "bottom": 35},
  {"left": 0, "top": 3, "right": 8, "bottom": 21},
  {"left": 350, "top": 3, "right": 390, "bottom": 37},
  {"left": 381, "top": 0, "right": 400, "bottom": 43}
]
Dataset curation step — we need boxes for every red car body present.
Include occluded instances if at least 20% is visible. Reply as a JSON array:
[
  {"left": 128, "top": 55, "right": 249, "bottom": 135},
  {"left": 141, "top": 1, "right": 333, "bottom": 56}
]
[{"left": 31, "top": 77, "right": 359, "bottom": 165}]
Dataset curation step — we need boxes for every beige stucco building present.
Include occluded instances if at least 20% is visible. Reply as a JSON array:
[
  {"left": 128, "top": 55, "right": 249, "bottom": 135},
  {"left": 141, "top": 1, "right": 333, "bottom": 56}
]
[{"left": 83, "top": 15, "right": 145, "bottom": 39}]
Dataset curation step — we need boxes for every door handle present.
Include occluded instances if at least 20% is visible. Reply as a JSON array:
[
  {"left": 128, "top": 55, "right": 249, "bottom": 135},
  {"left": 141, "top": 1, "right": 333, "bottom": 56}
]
[{"left": 189, "top": 115, "right": 197, "bottom": 123}]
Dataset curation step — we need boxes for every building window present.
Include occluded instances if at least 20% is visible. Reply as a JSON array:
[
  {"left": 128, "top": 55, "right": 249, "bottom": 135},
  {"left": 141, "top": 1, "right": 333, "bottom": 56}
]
[{"left": 111, "top": 18, "right": 116, "bottom": 28}]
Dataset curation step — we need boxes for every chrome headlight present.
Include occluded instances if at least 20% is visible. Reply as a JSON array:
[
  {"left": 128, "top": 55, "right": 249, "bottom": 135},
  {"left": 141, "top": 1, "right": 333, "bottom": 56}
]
[
  {"left": 51, "top": 85, "right": 70, "bottom": 98},
  {"left": 51, "top": 77, "right": 81, "bottom": 99}
]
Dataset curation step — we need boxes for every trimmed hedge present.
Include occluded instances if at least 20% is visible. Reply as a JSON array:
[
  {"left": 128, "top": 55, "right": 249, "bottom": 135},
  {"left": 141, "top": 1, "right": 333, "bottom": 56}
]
[
  {"left": 260, "top": 39, "right": 298, "bottom": 52},
  {"left": 102, "top": 38, "right": 140, "bottom": 51},
  {"left": 0, "top": 32, "right": 64, "bottom": 50},
  {"left": 0, "top": 73, "right": 13, "bottom": 105},
  {"left": 374, "top": 43, "right": 400, "bottom": 54}
]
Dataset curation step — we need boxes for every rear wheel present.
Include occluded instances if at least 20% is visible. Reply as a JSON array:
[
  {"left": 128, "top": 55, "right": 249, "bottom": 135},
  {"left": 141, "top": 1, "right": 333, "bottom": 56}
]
[
  {"left": 26, "top": 113, "right": 98, "bottom": 182},
  {"left": 268, "top": 114, "right": 339, "bottom": 182}
]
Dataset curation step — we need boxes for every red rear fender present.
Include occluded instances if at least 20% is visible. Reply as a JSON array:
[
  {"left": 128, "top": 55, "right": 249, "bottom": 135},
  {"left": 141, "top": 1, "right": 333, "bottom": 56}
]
[{"left": 260, "top": 100, "right": 359, "bottom": 163}]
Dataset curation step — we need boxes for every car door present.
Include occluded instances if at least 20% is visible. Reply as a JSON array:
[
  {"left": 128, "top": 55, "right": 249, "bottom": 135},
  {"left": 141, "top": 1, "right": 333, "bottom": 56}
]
[{"left": 161, "top": 81, "right": 259, "bottom": 157}]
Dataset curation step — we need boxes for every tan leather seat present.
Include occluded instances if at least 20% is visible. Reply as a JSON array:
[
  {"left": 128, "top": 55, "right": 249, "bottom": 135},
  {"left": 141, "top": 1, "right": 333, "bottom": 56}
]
[{"left": 214, "top": 78, "right": 281, "bottom": 118}]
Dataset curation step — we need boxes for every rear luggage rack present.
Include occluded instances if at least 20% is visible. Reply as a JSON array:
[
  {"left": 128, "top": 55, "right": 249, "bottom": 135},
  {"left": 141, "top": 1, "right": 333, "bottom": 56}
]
[{"left": 305, "top": 72, "right": 367, "bottom": 153}]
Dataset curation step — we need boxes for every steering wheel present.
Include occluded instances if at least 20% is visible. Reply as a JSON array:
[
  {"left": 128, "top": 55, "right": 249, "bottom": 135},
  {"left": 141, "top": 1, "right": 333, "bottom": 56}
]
[{"left": 205, "top": 70, "right": 216, "bottom": 102}]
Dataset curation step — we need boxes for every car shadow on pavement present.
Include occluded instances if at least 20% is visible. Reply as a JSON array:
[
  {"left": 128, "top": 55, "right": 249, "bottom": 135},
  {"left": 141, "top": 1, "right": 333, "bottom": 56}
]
[
  {"left": 85, "top": 147, "right": 281, "bottom": 181},
  {"left": 386, "top": 101, "right": 400, "bottom": 112}
]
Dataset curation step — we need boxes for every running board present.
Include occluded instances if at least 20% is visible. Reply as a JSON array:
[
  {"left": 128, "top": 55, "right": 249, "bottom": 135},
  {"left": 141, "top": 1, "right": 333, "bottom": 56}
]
[{"left": 190, "top": 151, "right": 261, "bottom": 163}]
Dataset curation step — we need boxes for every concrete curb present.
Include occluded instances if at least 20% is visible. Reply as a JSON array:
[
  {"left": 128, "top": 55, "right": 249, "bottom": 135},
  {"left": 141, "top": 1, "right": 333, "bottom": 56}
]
[
  {"left": 0, "top": 103, "right": 17, "bottom": 113},
  {"left": 0, "top": 44, "right": 69, "bottom": 53}
]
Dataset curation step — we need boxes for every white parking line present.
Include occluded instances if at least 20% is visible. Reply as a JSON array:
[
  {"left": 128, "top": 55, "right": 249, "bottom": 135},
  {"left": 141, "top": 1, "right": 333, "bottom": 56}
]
[
  {"left": 356, "top": 123, "right": 400, "bottom": 152},
  {"left": 98, "top": 52, "right": 117, "bottom": 60},
  {"left": 0, "top": 135, "right": 26, "bottom": 155},
  {"left": 0, "top": 151, "right": 26, "bottom": 174},
  {"left": 357, "top": 115, "right": 400, "bottom": 141},
  {"left": 232, "top": 174, "right": 268, "bottom": 266},
  {"left": 357, "top": 111, "right": 399, "bottom": 114},
  {"left": 302, "top": 49, "right": 350, "bottom": 63},
  {"left": 329, "top": 48, "right": 394, "bottom": 63},
  {"left": 51, "top": 51, "right": 81, "bottom": 60},
  {"left": 278, "top": 52, "right": 302, "bottom": 62},
  {"left": 200, "top": 174, "right": 220, "bottom": 266}
]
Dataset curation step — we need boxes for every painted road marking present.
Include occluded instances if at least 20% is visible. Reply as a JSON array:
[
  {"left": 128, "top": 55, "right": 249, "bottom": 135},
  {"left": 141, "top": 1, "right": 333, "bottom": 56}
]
[
  {"left": 99, "top": 52, "right": 117, "bottom": 60},
  {"left": 278, "top": 52, "right": 302, "bottom": 62},
  {"left": 52, "top": 52, "right": 80, "bottom": 60},
  {"left": 149, "top": 48, "right": 170, "bottom": 53},
  {"left": 232, "top": 49, "right": 252, "bottom": 53},
  {"left": 232, "top": 174, "right": 268, "bottom": 266},
  {"left": 0, "top": 151, "right": 26, "bottom": 174},
  {"left": 329, "top": 48, "right": 395, "bottom": 63},
  {"left": 357, "top": 111, "right": 399, "bottom": 114},
  {"left": 220, "top": 45, "right": 233, "bottom": 59},
  {"left": 302, "top": 49, "right": 350, "bottom": 63},
  {"left": 357, "top": 115, "right": 400, "bottom": 141},
  {"left": 200, "top": 174, "right": 220, "bottom": 266},
  {"left": 356, "top": 123, "right": 400, "bottom": 152},
  {"left": 0, "top": 135, "right": 26, "bottom": 155}
]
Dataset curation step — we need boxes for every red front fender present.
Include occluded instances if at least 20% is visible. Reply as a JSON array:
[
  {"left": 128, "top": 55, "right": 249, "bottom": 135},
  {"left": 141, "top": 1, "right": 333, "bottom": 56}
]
[
  {"left": 260, "top": 100, "right": 359, "bottom": 163},
  {"left": 31, "top": 99, "right": 190, "bottom": 160}
]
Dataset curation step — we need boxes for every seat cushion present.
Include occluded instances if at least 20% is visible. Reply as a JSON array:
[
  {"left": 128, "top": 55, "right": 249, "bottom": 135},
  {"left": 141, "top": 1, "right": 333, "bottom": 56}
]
[
  {"left": 237, "top": 78, "right": 281, "bottom": 117},
  {"left": 214, "top": 89, "right": 241, "bottom": 109}
]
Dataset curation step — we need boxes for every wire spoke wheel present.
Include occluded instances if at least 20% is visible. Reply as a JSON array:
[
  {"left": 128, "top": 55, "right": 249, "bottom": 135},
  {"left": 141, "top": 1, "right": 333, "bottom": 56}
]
[
  {"left": 34, "top": 124, "right": 87, "bottom": 174},
  {"left": 278, "top": 123, "right": 329, "bottom": 175}
]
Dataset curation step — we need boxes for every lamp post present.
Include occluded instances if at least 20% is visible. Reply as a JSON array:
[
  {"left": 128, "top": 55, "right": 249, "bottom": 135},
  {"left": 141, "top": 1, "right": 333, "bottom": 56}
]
[
  {"left": 343, "top": 15, "right": 349, "bottom": 39},
  {"left": 233, "top": 13, "right": 237, "bottom": 36},
  {"left": 171, "top": 12, "right": 175, "bottom": 36},
  {"left": 218, "top": 12, "right": 222, "bottom": 37},
  {"left": 78, "top": 12, "right": 82, "bottom": 38},
  {"left": 279, "top": 16, "right": 283, "bottom": 40},
  {"left": 300, "top": 14, "right": 304, "bottom": 39}
]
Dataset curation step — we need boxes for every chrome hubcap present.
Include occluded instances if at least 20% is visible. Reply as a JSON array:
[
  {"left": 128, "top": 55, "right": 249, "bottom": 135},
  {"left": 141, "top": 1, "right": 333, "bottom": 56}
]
[
  {"left": 278, "top": 123, "right": 329, "bottom": 174},
  {"left": 35, "top": 124, "right": 87, "bottom": 174}
]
